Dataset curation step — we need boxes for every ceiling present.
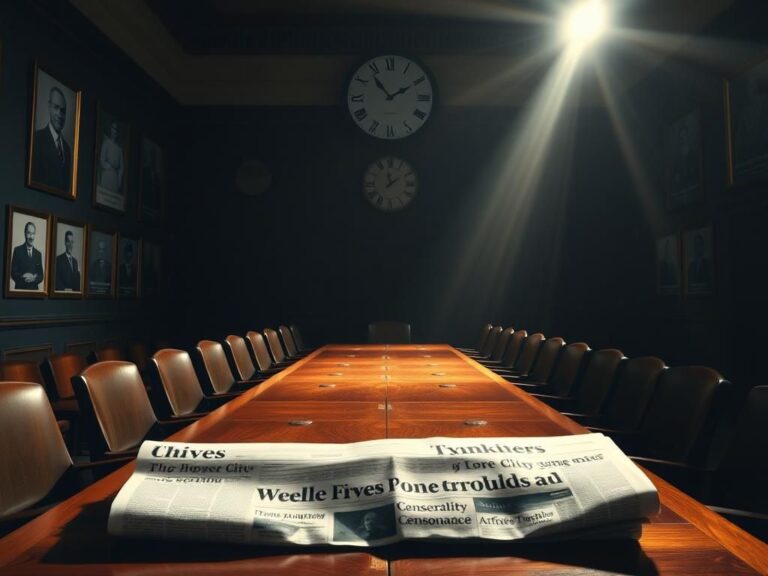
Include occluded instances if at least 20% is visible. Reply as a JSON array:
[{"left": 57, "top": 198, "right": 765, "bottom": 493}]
[{"left": 70, "top": 0, "right": 736, "bottom": 107}]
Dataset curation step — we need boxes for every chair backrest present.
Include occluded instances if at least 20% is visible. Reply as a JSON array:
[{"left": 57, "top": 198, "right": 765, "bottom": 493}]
[
  {"left": 278, "top": 325, "right": 300, "bottom": 357},
  {"left": 571, "top": 349, "right": 625, "bottom": 415},
  {"left": 44, "top": 353, "right": 88, "bottom": 400},
  {"left": 149, "top": 349, "right": 205, "bottom": 417},
  {"left": 547, "top": 342, "right": 590, "bottom": 396},
  {"left": 478, "top": 326, "right": 502, "bottom": 357},
  {"left": 196, "top": 340, "right": 237, "bottom": 394},
  {"left": 511, "top": 332, "right": 545, "bottom": 374},
  {"left": 368, "top": 321, "right": 412, "bottom": 344},
  {"left": 637, "top": 366, "right": 729, "bottom": 463},
  {"left": 289, "top": 324, "right": 307, "bottom": 351},
  {"left": 0, "top": 360, "right": 46, "bottom": 386},
  {"left": 527, "top": 337, "right": 565, "bottom": 381},
  {"left": 500, "top": 329, "right": 527, "bottom": 367},
  {"left": 72, "top": 361, "right": 157, "bottom": 457},
  {"left": 246, "top": 331, "right": 275, "bottom": 372},
  {"left": 489, "top": 327, "right": 514, "bottom": 362},
  {"left": 0, "top": 383, "right": 72, "bottom": 520},
  {"left": 91, "top": 346, "right": 125, "bottom": 363},
  {"left": 224, "top": 335, "right": 257, "bottom": 381},
  {"left": 127, "top": 342, "right": 150, "bottom": 373},
  {"left": 474, "top": 323, "right": 494, "bottom": 351},
  {"left": 264, "top": 328, "right": 289, "bottom": 362},
  {"left": 599, "top": 356, "right": 665, "bottom": 430}
]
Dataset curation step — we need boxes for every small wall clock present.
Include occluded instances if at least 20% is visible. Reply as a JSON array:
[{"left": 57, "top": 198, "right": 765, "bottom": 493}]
[
  {"left": 363, "top": 156, "right": 417, "bottom": 212},
  {"left": 347, "top": 54, "right": 434, "bottom": 140}
]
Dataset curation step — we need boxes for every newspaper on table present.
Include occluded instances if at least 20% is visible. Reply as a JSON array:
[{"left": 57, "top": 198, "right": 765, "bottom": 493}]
[{"left": 108, "top": 434, "right": 659, "bottom": 546}]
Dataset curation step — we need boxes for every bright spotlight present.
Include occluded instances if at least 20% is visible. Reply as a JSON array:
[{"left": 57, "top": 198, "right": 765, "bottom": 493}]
[{"left": 562, "top": 0, "right": 608, "bottom": 47}]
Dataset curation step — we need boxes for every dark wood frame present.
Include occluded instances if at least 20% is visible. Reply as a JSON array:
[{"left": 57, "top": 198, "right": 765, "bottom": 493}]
[
  {"left": 117, "top": 233, "right": 141, "bottom": 298},
  {"left": 138, "top": 136, "right": 164, "bottom": 222},
  {"left": 49, "top": 216, "right": 87, "bottom": 299},
  {"left": 664, "top": 108, "right": 703, "bottom": 209},
  {"left": 85, "top": 226, "right": 116, "bottom": 299},
  {"left": 4, "top": 205, "right": 51, "bottom": 298},
  {"left": 683, "top": 225, "right": 715, "bottom": 296},
  {"left": 92, "top": 103, "right": 131, "bottom": 214},
  {"left": 656, "top": 232, "right": 682, "bottom": 296},
  {"left": 26, "top": 61, "right": 81, "bottom": 200}
]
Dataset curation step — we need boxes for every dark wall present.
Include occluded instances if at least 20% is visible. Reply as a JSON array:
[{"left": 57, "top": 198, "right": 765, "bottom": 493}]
[
  {"left": 0, "top": 1, "right": 178, "bottom": 357},
  {"left": 553, "top": 2, "right": 768, "bottom": 388},
  {"left": 171, "top": 102, "right": 575, "bottom": 347}
]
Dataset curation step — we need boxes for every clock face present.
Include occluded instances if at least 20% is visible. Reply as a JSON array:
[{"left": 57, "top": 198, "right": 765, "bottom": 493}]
[
  {"left": 347, "top": 55, "right": 434, "bottom": 140},
  {"left": 363, "top": 156, "right": 417, "bottom": 212}
]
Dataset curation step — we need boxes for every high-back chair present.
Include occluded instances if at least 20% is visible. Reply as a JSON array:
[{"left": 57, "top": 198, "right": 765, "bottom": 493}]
[
  {"left": 496, "top": 329, "right": 528, "bottom": 369},
  {"left": 577, "top": 356, "right": 665, "bottom": 432},
  {"left": 245, "top": 331, "right": 283, "bottom": 374},
  {"left": 477, "top": 327, "right": 515, "bottom": 365},
  {"left": 289, "top": 324, "right": 313, "bottom": 353},
  {"left": 72, "top": 361, "right": 197, "bottom": 461},
  {"left": 467, "top": 325, "right": 502, "bottom": 359},
  {"left": 196, "top": 340, "right": 263, "bottom": 397},
  {"left": 148, "top": 349, "right": 235, "bottom": 419},
  {"left": 367, "top": 321, "right": 412, "bottom": 344},
  {"left": 501, "top": 337, "right": 565, "bottom": 382},
  {"left": 456, "top": 323, "right": 494, "bottom": 354},
  {"left": 278, "top": 325, "right": 307, "bottom": 359},
  {"left": 538, "top": 349, "right": 625, "bottom": 415},
  {"left": 42, "top": 353, "right": 88, "bottom": 409},
  {"left": 263, "top": 328, "right": 294, "bottom": 365},
  {"left": 127, "top": 342, "right": 150, "bottom": 374},
  {"left": 224, "top": 335, "right": 261, "bottom": 381},
  {"left": 517, "top": 342, "right": 591, "bottom": 398},
  {"left": 494, "top": 332, "right": 545, "bottom": 376},
  {"left": 88, "top": 345, "right": 125, "bottom": 364}
]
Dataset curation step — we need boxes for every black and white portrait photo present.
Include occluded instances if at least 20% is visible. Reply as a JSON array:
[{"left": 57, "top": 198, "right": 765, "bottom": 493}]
[
  {"left": 656, "top": 234, "right": 681, "bottom": 296},
  {"left": 684, "top": 227, "right": 714, "bottom": 295},
  {"left": 727, "top": 58, "right": 768, "bottom": 183},
  {"left": 5, "top": 206, "right": 50, "bottom": 298},
  {"left": 86, "top": 229, "right": 115, "bottom": 297},
  {"left": 51, "top": 218, "right": 85, "bottom": 297},
  {"left": 118, "top": 236, "right": 139, "bottom": 297},
  {"left": 665, "top": 110, "right": 702, "bottom": 208},
  {"left": 27, "top": 63, "right": 81, "bottom": 199},
  {"left": 140, "top": 137, "right": 164, "bottom": 222},
  {"left": 94, "top": 106, "right": 130, "bottom": 212},
  {"left": 332, "top": 504, "right": 397, "bottom": 543}
]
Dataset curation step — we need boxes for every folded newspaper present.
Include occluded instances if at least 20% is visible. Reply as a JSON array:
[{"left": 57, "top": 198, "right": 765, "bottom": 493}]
[{"left": 108, "top": 434, "right": 659, "bottom": 546}]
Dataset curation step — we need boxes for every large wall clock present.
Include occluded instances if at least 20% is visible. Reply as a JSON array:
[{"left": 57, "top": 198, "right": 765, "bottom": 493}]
[
  {"left": 347, "top": 55, "right": 434, "bottom": 140},
  {"left": 363, "top": 156, "right": 417, "bottom": 212}
]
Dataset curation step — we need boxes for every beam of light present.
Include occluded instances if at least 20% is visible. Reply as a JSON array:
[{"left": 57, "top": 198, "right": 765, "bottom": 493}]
[
  {"left": 430, "top": 45, "right": 584, "bottom": 337},
  {"left": 561, "top": 0, "right": 609, "bottom": 48}
]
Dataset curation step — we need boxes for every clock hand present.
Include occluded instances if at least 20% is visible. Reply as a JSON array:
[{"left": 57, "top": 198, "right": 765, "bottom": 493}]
[
  {"left": 374, "top": 76, "right": 393, "bottom": 98},
  {"left": 386, "top": 85, "right": 413, "bottom": 100},
  {"left": 386, "top": 176, "right": 401, "bottom": 189}
]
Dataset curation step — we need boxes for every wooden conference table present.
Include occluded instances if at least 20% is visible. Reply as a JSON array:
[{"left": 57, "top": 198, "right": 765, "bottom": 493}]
[{"left": 0, "top": 344, "right": 766, "bottom": 575}]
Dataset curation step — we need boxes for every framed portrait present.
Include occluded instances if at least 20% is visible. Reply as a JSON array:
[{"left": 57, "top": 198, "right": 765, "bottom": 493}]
[
  {"left": 117, "top": 234, "right": 140, "bottom": 298},
  {"left": 664, "top": 109, "right": 702, "bottom": 208},
  {"left": 27, "top": 62, "right": 81, "bottom": 199},
  {"left": 50, "top": 217, "right": 86, "bottom": 298},
  {"left": 683, "top": 226, "right": 714, "bottom": 295},
  {"left": 725, "top": 56, "right": 768, "bottom": 184},
  {"left": 656, "top": 233, "right": 681, "bottom": 296},
  {"left": 4, "top": 206, "right": 51, "bottom": 298},
  {"left": 86, "top": 227, "right": 116, "bottom": 298},
  {"left": 93, "top": 105, "right": 130, "bottom": 213},
  {"left": 139, "top": 137, "right": 164, "bottom": 222},
  {"left": 142, "top": 241, "right": 161, "bottom": 298}
]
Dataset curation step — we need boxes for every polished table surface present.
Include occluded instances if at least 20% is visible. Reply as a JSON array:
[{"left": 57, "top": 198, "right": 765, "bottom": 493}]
[{"left": 1, "top": 344, "right": 766, "bottom": 575}]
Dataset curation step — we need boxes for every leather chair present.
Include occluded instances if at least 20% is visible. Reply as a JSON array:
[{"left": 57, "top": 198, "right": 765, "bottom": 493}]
[
  {"left": 494, "top": 332, "right": 545, "bottom": 377},
  {"left": 570, "top": 356, "right": 665, "bottom": 432},
  {"left": 196, "top": 340, "right": 264, "bottom": 397},
  {"left": 514, "top": 342, "right": 591, "bottom": 399},
  {"left": 127, "top": 342, "right": 150, "bottom": 374},
  {"left": 87, "top": 345, "right": 125, "bottom": 364},
  {"left": 278, "top": 325, "right": 309, "bottom": 359},
  {"left": 536, "top": 349, "right": 625, "bottom": 414},
  {"left": 477, "top": 327, "right": 515, "bottom": 365},
  {"left": 264, "top": 328, "right": 296, "bottom": 365},
  {"left": 493, "top": 329, "right": 528, "bottom": 370},
  {"left": 245, "top": 331, "right": 285, "bottom": 375},
  {"left": 148, "top": 349, "right": 236, "bottom": 419},
  {"left": 597, "top": 366, "right": 739, "bottom": 466},
  {"left": 465, "top": 325, "right": 502, "bottom": 359},
  {"left": 71, "top": 361, "right": 197, "bottom": 461},
  {"left": 289, "top": 324, "right": 314, "bottom": 353},
  {"left": 498, "top": 336, "right": 564, "bottom": 382},
  {"left": 224, "top": 335, "right": 270, "bottom": 382},
  {"left": 456, "top": 323, "right": 494, "bottom": 354},
  {"left": 0, "top": 382, "right": 130, "bottom": 536},
  {"left": 367, "top": 321, "right": 412, "bottom": 344}
]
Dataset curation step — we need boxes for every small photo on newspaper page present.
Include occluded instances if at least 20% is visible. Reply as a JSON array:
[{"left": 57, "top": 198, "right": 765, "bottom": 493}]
[{"left": 333, "top": 504, "right": 397, "bottom": 543}]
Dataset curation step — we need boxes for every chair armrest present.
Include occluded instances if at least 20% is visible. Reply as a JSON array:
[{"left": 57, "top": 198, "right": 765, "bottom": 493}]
[{"left": 73, "top": 455, "right": 135, "bottom": 471}]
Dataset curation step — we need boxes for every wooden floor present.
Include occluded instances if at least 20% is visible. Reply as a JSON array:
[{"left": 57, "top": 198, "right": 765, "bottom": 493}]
[{"left": 0, "top": 344, "right": 766, "bottom": 575}]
